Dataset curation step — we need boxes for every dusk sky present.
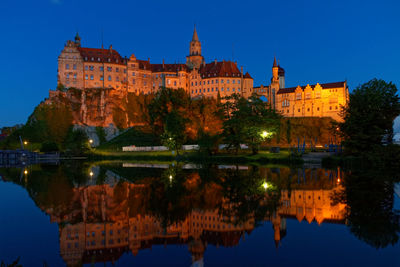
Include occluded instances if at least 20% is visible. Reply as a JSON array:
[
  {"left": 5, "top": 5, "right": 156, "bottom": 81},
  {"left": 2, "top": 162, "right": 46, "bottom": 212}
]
[{"left": 1, "top": 0, "right": 399, "bottom": 127}]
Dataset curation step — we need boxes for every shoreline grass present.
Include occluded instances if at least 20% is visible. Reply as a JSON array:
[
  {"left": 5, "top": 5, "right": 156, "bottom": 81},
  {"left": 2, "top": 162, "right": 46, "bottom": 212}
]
[{"left": 88, "top": 149, "right": 303, "bottom": 165}]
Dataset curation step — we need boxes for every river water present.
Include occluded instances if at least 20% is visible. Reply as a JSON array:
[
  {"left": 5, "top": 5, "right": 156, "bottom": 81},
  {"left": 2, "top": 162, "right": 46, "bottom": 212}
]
[{"left": 0, "top": 162, "right": 399, "bottom": 266}]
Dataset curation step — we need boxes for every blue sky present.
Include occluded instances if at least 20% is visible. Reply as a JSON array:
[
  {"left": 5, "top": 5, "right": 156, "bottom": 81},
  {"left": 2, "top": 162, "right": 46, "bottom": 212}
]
[{"left": 0, "top": 0, "right": 399, "bottom": 126}]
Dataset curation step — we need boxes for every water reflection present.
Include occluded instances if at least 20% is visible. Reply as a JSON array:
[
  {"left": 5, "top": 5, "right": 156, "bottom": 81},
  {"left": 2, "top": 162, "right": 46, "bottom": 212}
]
[{"left": 0, "top": 162, "right": 398, "bottom": 266}]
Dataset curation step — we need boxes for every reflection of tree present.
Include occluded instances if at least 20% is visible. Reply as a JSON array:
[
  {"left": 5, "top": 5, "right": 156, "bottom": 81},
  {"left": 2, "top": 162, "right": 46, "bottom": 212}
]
[
  {"left": 331, "top": 168, "right": 400, "bottom": 249},
  {"left": 217, "top": 166, "right": 281, "bottom": 225},
  {"left": 147, "top": 165, "right": 194, "bottom": 228}
]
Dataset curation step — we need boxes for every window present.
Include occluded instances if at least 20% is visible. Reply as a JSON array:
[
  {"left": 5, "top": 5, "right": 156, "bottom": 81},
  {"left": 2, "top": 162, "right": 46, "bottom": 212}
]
[
  {"left": 296, "top": 93, "right": 302, "bottom": 100},
  {"left": 85, "top": 74, "right": 88, "bottom": 80},
  {"left": 167, "top": 79, "right": 170, "bottom": 85},
  {"left": 207, "top": 80, "right": 210, "bottom": 85},
  {"left": 221, "top": 87, "right": 224, "bottom": 91},
  {"left": 221, "top": 79, "right": 224, "bottom": 83},
  {"left": 108, "top": 75, "right": 112, "bottom": 81},
  {"left": 144, "top": 81, "right": 147, "bottom": 86},
  {"left": 116, "top": 76, "right": 119, "bottom": 82},
  {"left": 107, "top": 67, "right": 112, "bottom": 72},
  {"left": 124, "top": 69, "right": 127, "bottom": 73},
  {"left": 116, "top": 68, "right": 119, "bottom": 72},
  {"left": 306, "top": 93, "right": 311, "bottom": 99},
  {"left": 100, "top": 66, "right": 104, "bottom": 71},
  {"left": 203, "top": 81, "right": 206, "bottom": 85},
  {"left": 143, "top": 74, "right": 147, "bottom": 78},
  {"left": 238, "top": 80, "right": 240, "bottom": 84},
  {"left": 315, "top": 91, "right": 321, "bottom": 98},
  {"left": 90, "top": 75, "right": 94, "bottom": 80},
  {"left": 66, "top": 73, "right": 70, "bottom": 79},
  {"left": 317, "top": 107, "right": 320, "bottom": 111},
  {"left": 211, "top": 80, "right": 214, "bottom": 84},
  {"left": 85, "top": 65, "right": 88, "bottom": 71},
  {"left": 232, "top": 80, "right": 235, "bottom": 84},
  {"left": 132, "top": 72, "right": 135, "bottom": 76},
  {"left": 89, "top": 66, "right": 94, "bottom": 71},
  {"left": 73, "top": 64, "right": 77, "bottom": 70},
  {"left": 227, "top": 88, "right": 230, "bottom": 91},
  {"left": 232, "top": 88, "right": 235, "bottom": 92},
  {"left": 195, "top": 82, "right": 197, "bottom": 86},
  {"left": 238, "top": 88, "right": 240, "bottom": 92},
  {"left": 100, "top": 75, "right": 104, "bottom": 81},
  {"left": 73, "top": 74, "right": 77, "bottom": 80},
  {"left": 191, "top": 82, "right": 193, "bottom": 86},
  {"left": 227, "top": 80, "right": 230, "bottom": 84},
  {"left": 174, "top": 81, "right": 177, "bottom": 86},
  {"left": 132, "top": 79, "right": 135, "bottom": 84},
  {"left": 298, "top": 109, "right": 301, "bottom": 112},
  {"left": 66, "top": 64, "right": 69, "bottom": 69}
]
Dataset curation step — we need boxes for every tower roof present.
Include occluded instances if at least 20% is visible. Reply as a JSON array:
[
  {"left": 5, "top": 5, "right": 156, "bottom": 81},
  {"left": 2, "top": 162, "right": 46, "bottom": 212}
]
[
  {"left": 273, "top": 56, "right": 277, "bottom": 67},
  {"left": 192, "top": 26, "right": 199, "bottom": 42}
]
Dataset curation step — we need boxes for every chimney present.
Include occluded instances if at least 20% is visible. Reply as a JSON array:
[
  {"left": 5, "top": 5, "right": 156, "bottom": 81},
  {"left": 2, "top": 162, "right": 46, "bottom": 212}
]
[
  {"left": 162, "top": 59, "right": 165, "bottom": 68},
  {"left": 214, "top": 59, "right": 217, "bottom": 64}
]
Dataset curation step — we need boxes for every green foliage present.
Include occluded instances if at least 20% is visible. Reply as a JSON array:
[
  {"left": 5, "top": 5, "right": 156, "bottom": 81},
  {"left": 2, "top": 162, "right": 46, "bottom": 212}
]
[
  {"left": 339, "top": 79, "right": 400, "bottom": 154},
  {"left": 148, "top": 87, "right": 190, "bottom": 134},
  {"left": 286, "top": 119, "right": 292, "bottom": 145},
  {"left": 197, "top": 129, "right": 221, "bottom": 155},
  {"left": 95, "top": 127, "right": 107, "bottom": 145},
  {"left": 160, "top": 110, "right": 189, "bottom": 154},
  {"left": 40, "top": 141, "right": 59, "bottom": 152},
  {"left": 64, "top": 128, "right": 90, "bottom": 156},
  {"left": 97, "top": 126, "right": 161, "bottom": 151},
  {"left": 2, "top": 103, "right": 73, "bottom": 149},
  {"left": 222, "top": 94, "right": 281, "bottom": 154}
]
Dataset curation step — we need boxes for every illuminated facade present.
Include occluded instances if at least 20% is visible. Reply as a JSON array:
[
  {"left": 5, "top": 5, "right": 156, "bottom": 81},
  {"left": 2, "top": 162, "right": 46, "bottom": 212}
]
[
  {"left": 57, "top": 29, "right": 254, "bottom": 98},
  {"left": 252, "top": 57, "right": 349, "bottom": 121},
  {"left": 49, "top": 169, "right": 345, "bottom": 266}
]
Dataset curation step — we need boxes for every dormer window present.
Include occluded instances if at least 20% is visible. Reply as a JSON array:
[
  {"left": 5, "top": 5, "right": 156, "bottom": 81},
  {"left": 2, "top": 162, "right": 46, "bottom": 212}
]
[
  {"left": 91, "top": 57, "right": 94, "bottom": 61},
  {"left": 108, "top": 58, "right": 111, "bottom": 62},
  {"left": 98, "top": 58, "right": 101, "bottom": 61}
]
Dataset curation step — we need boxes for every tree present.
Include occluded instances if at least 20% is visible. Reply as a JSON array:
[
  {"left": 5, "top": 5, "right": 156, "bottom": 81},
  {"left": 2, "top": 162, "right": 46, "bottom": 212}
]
[
  {"left": 339, "top": 79, "right": 400, "bottom": 154},
  {"left": 286, "top": 119, "right": 292, "bottom": 145},
  {"left": 64, "top": 128, "right": 90, "bottom": 156},
  {"left": 160, "top": 110, "right": 188, "bottom": 154},
  {"left": 222, "top": 94, "right": 281, "bottom": 154}
]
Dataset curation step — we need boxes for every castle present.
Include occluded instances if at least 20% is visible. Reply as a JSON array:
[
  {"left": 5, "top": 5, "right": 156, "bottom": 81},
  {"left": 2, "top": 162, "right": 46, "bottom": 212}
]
[
  {"left": 57, "top": 28, "right": 348, "bottom": 121},
  {"left": 57, "top": 28, "right": 254, "bottom": 99}
]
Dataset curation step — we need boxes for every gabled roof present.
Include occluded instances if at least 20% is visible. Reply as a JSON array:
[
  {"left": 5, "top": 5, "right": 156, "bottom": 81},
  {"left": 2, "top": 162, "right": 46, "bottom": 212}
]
[
  {"left": 77, "top": 47, "right": 125, "bottom": 65},
  {"left": 277, "top": 81, "right": 346, "bottom": 94},
  {"left": 244, "top": 72, "right": 253, "bottom": 79},
  {"left": 199, "top": 61, "right": 242, "bottom": 78}
]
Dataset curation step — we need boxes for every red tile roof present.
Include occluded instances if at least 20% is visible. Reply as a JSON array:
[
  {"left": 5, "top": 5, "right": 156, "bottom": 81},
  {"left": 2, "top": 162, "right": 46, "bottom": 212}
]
[
  {"left": 199, "top": 61, "right": 242, "bottom": 78},
  {"left": 244, "top": 72, "right": 253, "bottom": 79},
  {"left": 77, "top": 47, "right": 125, "bottom": 65},
  {"left": 151, "top": 63, "right": 189, "bottom": 72},
  {"left": 277, "top": 81, "right": 346, "bottom": 94}
]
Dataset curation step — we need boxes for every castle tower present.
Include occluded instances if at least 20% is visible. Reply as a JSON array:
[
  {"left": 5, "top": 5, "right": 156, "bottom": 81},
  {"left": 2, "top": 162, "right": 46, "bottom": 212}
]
[
  {"left": 186, "top": 26, "right": 204, "bottom": 69},
  {"left": 74, "top": 32, "right": 81, "bottom": 47},
  {"left": 268, "top": 57, "right": 280, "bottom": 109}
]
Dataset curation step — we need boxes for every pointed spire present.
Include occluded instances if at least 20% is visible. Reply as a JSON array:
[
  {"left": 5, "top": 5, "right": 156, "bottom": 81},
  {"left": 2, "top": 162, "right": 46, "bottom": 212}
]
[
  {"left": 273, "top": 56, "right": 277, "bottom": 67},
  {"left": 192, "top": 25, "right": 199, "bottom": 42}
]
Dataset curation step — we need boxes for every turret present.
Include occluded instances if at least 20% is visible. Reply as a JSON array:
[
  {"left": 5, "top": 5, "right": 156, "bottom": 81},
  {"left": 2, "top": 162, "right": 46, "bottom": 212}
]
[
  {"left": 74, "top": 32, "right": 81, "bottom": 47},
  {"left": 272, "top": 56, "right": 279, "bottom": 83},
  {"left": 186, "top": 26, "right": 204, "bottom": 69}
]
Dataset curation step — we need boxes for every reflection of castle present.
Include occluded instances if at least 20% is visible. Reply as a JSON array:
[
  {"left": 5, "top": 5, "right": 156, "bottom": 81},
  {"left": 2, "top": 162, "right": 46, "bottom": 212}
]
[{"left": 53, "top": 170, "right": 345, "bottom": 266}]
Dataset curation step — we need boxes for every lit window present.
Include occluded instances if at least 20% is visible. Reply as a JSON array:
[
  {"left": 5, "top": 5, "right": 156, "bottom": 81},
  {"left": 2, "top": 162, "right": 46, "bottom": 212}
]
[
  {"left": 90, "top": 75, "right": 94, "bottom": 80},
  {"left": 108, "top": 75, "right": 112, "bottom": 81},
  {"left": 66, "top": 64, "right": 69, "bottom": 69},
  {"left": 100, "top": 66, "right": 104, "bottom": 71},
  {"left": 107, "top": 67, "right": 112, "bottom": 72},
  {"left": 100, "top": 76, "right": 104, "bottom": 81},
  {"left": 85, "top": 66, "right": 88, "bottom": 71},
  {"left": 85, "top": 74, "right": 88, "bottom": 80}
]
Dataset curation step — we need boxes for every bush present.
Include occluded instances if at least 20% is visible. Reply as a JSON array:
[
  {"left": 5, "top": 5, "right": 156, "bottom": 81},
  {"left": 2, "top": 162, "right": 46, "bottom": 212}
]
[{"left": 40, "top": 141, "right": 59, "bottom": 152}]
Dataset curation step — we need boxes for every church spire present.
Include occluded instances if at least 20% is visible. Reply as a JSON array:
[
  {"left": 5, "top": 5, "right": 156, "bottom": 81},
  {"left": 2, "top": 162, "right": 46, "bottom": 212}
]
[
  {"left": 192, "top": 25, "right": 199, "bottom": 42},
  {"left": 273, "top": 56, "right": 277, "bottom": 67}
]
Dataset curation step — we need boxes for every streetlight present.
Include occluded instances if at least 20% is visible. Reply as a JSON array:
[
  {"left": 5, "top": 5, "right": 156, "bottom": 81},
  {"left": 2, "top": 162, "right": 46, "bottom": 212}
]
[
  {"left": 24, "top": 169, "right": 28, "bottom": 175},
  {"left": 24, "top": 141, "right": 28, "bottom": 145},
  {"left": 169, "top": 175, "right": 173, "bottom": 181},
  {"left": 89, "top": 171, "right": 94, "bottom": 177},
  {"left": 261, "top": 131, "right": 269, "bottom": 138},
  {"left": 89, "top": 139, "right": 93, "bottom": 144},
  {"left": 262, "top": 181, "right": 268, "bottom": 190}
]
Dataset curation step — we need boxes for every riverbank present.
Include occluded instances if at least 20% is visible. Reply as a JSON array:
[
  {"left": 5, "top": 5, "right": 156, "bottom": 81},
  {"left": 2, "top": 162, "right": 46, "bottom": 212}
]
[{"left": 88, "top": 149, "right": 304, "bottom": 165}]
